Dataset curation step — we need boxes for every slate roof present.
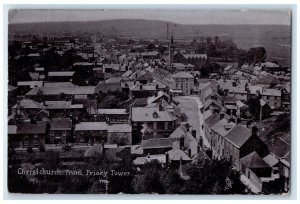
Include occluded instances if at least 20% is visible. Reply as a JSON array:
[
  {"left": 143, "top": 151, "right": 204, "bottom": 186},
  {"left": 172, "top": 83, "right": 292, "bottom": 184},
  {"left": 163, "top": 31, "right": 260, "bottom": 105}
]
[
  {"left": 98, "top": 109, "right": 127, "bottom": 115},
  {"left": 240, "top": 151, "right": 270, "bottom": 168},
  {"left": 44, "top": 82, "right": 75, "bottom": 88},
  {"left": 131, "top": 107, "right": 177, "bottom": 122},
  {"left": 225, "top": 125, "right": 252, "bottom": 148},
  {"left": 48, "top": 71, "right": 75, "bottom": 77},
  {"left": 75, "top": 122, "right": 108, "bottom": 131},
  {"left": 107, "top": 124, "right": 132, "bottom": 133},
  {"left": 263, "top": 154, "right": 279, "bottom": 167},
  {"left": 205, "top": 113, "right": 220, "bottom": 128},
  {"left": 171, "top": 71, "right": 194, "bottom": 79},
  {"left": 17, "top": 121, "right": 47, "bottom": 134},
  {"left": 142, "top": 138, "right": 177, "bottom": 149},
  {"left": 133, "top": 154, "right": 166, "bottom": 165},
  {"left": 12, "top": 98, "right": 41, "bottom": 109},
  {"left": 167, "top": 149, "right": 192, "bottom": 161},
  {"left": 50, "top": 118, "right": 72, "bottom": 130},
  {"left": 26, "top": 86, "right": 95, "bottom": 96},
  {"left": 211, "top": 118, "right": 236, "bottom": 137}
]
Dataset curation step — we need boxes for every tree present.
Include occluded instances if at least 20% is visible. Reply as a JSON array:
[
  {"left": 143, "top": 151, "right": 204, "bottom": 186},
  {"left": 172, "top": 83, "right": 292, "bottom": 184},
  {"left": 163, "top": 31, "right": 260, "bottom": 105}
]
[
  {"left": 247, "top": 97, "right": 261, "bottom": 120},
  {"left": 36, "top": 89, "right": 45, "bottom": 102},
  {"left": 72, "top": 69, "right": 89, "bottom": 86},
  {"left": 133, "top": 160, "right": 165, "bottom": 194},
  {"left": 147, "top": 43, "right": 156, "bottom": 51}
]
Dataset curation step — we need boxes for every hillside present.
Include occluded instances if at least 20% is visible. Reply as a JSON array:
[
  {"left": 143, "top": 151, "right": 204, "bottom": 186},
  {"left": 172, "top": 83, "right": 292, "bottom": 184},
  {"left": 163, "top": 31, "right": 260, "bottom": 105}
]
[{"left": 9, "top": 19, "right": 292, "bottom": 66}]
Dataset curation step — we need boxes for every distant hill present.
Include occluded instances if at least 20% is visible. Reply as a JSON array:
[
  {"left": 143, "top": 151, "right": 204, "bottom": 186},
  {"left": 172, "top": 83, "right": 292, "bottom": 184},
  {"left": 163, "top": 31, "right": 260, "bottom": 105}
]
[{"left": 8, "top": 19, "right": 292, "bottom": 66}]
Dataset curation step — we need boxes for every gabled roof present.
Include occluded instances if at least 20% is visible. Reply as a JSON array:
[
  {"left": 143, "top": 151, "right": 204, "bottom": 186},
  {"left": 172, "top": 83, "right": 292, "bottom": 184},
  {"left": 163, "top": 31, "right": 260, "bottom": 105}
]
[
  {"left": 263, "top": 154, "right": 279, "bottom": 167},
  {"left": 8, "top": 84, "right": 17, "bottom": 92},
  {"left": 167, "top": 149, "right": 192, "bottom": 161},
  {"left": 131, "top": 107, "right": 177, "bottom": 122},
  {"left": 240, "top": 151, "right": 270, "bottom": 168},
  {"left": 169, "top": 125, "right": 188, "bottom": 139},
  {"left": 211, "top": 118, "right": 235, "bottom": 137},
  {"left": 12, "top": 98, "right": 41, "bottom": 109},
  {"left": 225, "top": 125, "right": 252, "bottom": 148},
  {"left": 205, "top": 113, "right": 220, "bottom": 128}
]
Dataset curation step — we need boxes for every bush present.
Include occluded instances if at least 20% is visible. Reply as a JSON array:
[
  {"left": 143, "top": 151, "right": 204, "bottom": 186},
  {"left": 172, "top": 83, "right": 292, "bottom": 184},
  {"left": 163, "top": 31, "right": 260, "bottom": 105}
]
[
  {"left": 27, "top": 147, "right": 33, "bottom": 153},
  {"left": 39, "top": 145, "right": 46, "bottom": 152}
]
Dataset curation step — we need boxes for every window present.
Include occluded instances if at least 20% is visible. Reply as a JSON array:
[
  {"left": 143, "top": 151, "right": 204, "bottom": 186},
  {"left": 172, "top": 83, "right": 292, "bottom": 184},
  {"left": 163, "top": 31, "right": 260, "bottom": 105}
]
[
  {"left": 33, "top": 140, "right": 39, "bottom": 146},
  {"left": 62, "top": 131, "right": 67, "bottom": 136},
  {"left": 23, "top": 140, "right": 28, "bottom": 147}
]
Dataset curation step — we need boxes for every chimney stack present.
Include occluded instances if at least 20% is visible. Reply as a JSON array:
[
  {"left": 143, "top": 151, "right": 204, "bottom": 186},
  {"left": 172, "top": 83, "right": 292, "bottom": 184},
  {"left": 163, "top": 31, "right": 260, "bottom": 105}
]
[
  {"left": 252, "top": 126, "right": 258, "bottom": 137},
  {"left": 180, "top": 137, "right": 184, "bottom": 150},
  {"left": 199, "top": 136, "right": 203, "bottom": 148},
  {"left": 188, "top": 148, "right": 192, "bottom": 158},
  {"left": 220, "top": 113, "right": 225, "bottom": 120},
  {"left": 191, "top": 130, "right": 196, "bottom": 138},
  {"left": 165, "top": 152, "right": 169, "bottom": 168}
]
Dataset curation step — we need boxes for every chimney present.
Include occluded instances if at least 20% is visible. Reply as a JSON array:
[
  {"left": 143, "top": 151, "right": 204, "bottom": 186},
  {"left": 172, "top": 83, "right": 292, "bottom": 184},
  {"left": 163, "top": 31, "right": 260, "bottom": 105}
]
[
  {"left": 188, "top": 148, "right": 192, "bottom": 158},
  {"left": 165, "top": 152, "right": 169, "bottom": 168},
  {"left": 184, "top": 123, "right": 190, "bottom": 132},
  {"left": 169, "top": 94, "right": 173, "bottom": 104},
  {"left": 252, "top": 126, "right": 258, "bottom": 137},
  {"left": 180, "top": 137, "right": 184, "bottom": 150},
  {"left": 220, "top": 113, "right": 225, "bottom": 120},
  {"left": 199, "top": 136, "right": 203, "bottom": 147},
  {"left": 158, "top": 101, "right": 163, "bottom": 111},
  {"left": 197, "top": 143, "right": 201, "bottom": 153},
  {"left": 191, "top": 130, "right": 196, "bottom": 138}
]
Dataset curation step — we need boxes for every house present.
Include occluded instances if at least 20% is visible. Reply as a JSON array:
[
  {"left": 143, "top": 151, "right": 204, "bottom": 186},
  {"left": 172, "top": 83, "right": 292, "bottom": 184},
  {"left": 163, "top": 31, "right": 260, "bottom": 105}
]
[
  {"left": 25, "top": 86, "right": 95, "bottom": 101},
  {"left": 47, "top": 71, "right": 75, "bottom": 82},
  {"left": 240, "top": 151, "right": 272, "bottom": 192},
  {"left": 281, "top": 84, "right": 290, "bottom": 111},
  {"left": 129, "top": 82, "right": 167, "bottom": 99},
  {"left": 97, "top": 109, "right": 129, "bottom": 123},
  {"left": 170, "top": 72, "right": 194, "bottom": 95},
  {"left": 133, "top": 154, "right": 166, "bottom": 166},
  {"left": 210, "top": 117, "right": 236, "bottom": 159},
  {"left": 49, "top": 118, "right": 72, "bottom": 144},
  {"left": 223, "top": 125, "right": 269, "bottom": 170},
  {"left": 141, "top": 138, "right": 178, "bottom": 155},
  {"left": 74, "top": 122, "right": 108, "bottom": 144},
  {"left": 131, "top": 106, "right": 177, "bottom": 144},
  {"left": 72, "top": 62, "right": 95, "bottom": 70},
  {"left": 166, "top": 149, "right": 192, "bottom": 168},
  {"left": 107, "top": 124, "right": 132, "bottom": 146},
  {"left": 8, "top": 121, "right": 48, "bottom": 148},
  {"left": 204, "top": 113, "right": 220, "bottom": 147}
]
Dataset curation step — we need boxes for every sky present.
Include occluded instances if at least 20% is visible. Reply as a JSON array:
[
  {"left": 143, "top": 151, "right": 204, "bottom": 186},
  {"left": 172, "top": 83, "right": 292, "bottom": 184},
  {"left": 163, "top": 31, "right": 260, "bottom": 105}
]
[{"left": 9, "top": 9, "right": 291, "bottom": 25}]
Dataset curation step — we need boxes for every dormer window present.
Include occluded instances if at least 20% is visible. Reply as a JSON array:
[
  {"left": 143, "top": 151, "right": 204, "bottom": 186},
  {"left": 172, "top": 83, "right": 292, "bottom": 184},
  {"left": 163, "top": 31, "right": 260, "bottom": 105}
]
[{"left": 153, "top": 111, "right": 159, "bottom": 119}]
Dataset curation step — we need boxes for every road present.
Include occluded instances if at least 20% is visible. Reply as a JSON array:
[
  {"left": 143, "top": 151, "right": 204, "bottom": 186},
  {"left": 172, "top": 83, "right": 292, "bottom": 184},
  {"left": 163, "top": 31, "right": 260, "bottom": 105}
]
[{"left": 174, "top": 96, "right": 210, "bottom": 148}]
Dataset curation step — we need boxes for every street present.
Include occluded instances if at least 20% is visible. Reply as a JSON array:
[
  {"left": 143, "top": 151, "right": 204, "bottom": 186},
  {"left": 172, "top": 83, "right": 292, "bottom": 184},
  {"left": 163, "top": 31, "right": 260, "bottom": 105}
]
[{"left": 174, "top": 96, "right": 210, "bottom": 148}]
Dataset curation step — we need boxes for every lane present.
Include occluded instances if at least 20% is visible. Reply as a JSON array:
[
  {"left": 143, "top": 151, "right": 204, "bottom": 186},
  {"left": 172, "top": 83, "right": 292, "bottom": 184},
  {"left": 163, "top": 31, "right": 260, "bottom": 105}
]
[{"left": 174, "top": 96, "right": 210, "bottom": 148}]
